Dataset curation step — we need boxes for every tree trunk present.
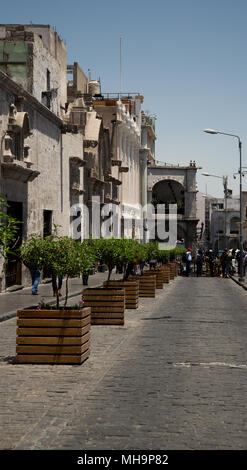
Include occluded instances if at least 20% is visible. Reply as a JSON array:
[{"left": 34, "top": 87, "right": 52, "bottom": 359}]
[
  {"left": 122, "top": 263, "right": 127, "bottom": 281},
  {"left": 107, "top": 268, "right": 112, "bottom": 281},
  {"left": 56, "top": 292, "right": 60, "bottom": 310},
  {"left": 64, "top": 275, "right": 69, "bottom": 308}
]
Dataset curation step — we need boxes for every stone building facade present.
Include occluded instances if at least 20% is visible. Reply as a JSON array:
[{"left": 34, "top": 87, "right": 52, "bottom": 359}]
[
  {"left": 0, "top": 24, "right": 147, "bottom": 290},
  {"left": 140, "top": 111, "right": 156, "bottom": 242},
  {"left": 204, "top": 195, "right": 240, "bottom": 252},
  {"left": 0, "top": 25, "right": 85, "bottom": 291},
  {"left": 147, "top": 162, "right": 200, "bottom": 250},
  {"left": 93, "top": 94, "right": 143, "bottom": 238}
]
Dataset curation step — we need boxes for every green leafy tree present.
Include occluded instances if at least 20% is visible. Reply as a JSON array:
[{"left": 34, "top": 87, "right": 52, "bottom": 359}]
[
  {"left": 42, "top": 237, "right": 82, "bottom": 308},
  {"left": 20, "top": 234, "right": 45, "bottom": 270},
  {"left": 98, "top": 238, "right": 123, "bottom": 281},
  {"left": 0, "top": 197, "right": 22, "bottom": 260},
  {"left": 117, "top": 238, "right": 139, "bottom": 279},
  {"left": 20, "top": 233, "right": 97, "bottom": 309}
]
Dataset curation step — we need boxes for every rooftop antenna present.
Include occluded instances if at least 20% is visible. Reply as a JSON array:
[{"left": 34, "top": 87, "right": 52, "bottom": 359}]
[
  {"left": 88, "top": 69, "right": 92, "bottom": 81},
  {"left": 120, "top": 36, "right": 122, "bottom": 101}
]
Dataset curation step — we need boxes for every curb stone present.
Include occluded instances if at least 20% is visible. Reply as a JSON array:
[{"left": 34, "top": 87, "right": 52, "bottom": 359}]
[
  {"left": 0, "top": 284, "right": 102, "bottom": 323},
  {"left": 229, "top": 274, "right": 247, "bottom": 291}
]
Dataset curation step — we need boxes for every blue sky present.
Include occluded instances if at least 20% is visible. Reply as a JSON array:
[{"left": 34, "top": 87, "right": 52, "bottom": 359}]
[{"left": 2, "top": 0, "right": 247, "bottom": 197}]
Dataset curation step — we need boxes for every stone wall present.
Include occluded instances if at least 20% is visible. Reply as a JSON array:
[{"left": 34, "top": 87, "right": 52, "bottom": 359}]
[{"left": 0, "top": 75, "right": 85, "bottom": 290}]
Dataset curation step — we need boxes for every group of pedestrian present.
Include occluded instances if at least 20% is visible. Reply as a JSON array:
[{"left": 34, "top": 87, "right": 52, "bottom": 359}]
[{"left": 182, "top": 247, "right": 246, "bottom": 278}]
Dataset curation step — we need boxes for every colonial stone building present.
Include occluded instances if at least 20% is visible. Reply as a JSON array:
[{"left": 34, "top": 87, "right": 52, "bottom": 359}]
[
  {"left": 147, "top": 161, "right": 200, "bottom": 250},
  {"left": 203, "top": 194, "right": 240, "bottom": 252},
  {"left": 0, "top": 25, "right": 86, "bottom": 290},
  {"left": 140, "top": 111, "right": 156, "bottom": 242},
  {"left": 93, "top": 93, "right": 143, "bottom": 238},
  {"left": 0, "top": 24, "right": 148, "bottom": 290}
]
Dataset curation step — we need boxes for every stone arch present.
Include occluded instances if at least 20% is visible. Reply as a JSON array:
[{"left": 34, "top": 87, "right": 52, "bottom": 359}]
[
  {"left": 152, "top": 179, "right": 185, "bottom": 215},
  {"left": 177, "top": 223, "right": 186, "bottom": 243}
]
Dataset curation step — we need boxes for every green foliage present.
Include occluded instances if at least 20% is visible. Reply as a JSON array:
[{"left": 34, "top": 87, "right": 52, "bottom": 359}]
[
  {"left": 20, "top": 234, "right": 45, "bottom": 270},
  {"left": 134, "top": 242, "right": 148, "bottom": 263},
  {"left": 97, "top": 238, "right": 122, "bottom": 280},
  {"left": 0, "top": 197, "right": 22, "bottom": 260},
  {"left": 118, "top": 238, "right": 138, "bottom": 266},
  {"left": 83, "top": 237, "right": 103, "bottom": 264},
  {"left": 20, "top": 229, "right": 186, "bottom": 307},
  {"left": 142, "top": 241, "right": 187, "bottom": 264},
  {"left": 78, "top": 241, "right": 96, "bottom": 275},
  {"left": 144, "top": 241, "right": 160, "bottom": 261},
  {"left": 20, "top": 233, "right": 96, "bottom": 308},
  {"left": 97, "top": 237, "right": 148, "bottom": 280}
]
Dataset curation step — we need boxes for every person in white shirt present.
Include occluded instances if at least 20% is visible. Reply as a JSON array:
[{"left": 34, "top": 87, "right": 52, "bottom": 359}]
[{"left": 185, "top": 248, "right": 192, "bottom": 277}]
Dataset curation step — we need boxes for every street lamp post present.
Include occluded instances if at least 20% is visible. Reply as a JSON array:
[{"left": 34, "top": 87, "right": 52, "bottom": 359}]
[
  {"left": 201, "top": 172, "right": 228, "bottom": 251},
  {"left": 203, "top": 129, "right": 244, "bottom": 281}
]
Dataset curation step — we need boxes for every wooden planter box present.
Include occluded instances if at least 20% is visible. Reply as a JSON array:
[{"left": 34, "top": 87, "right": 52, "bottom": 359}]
[
  {"left": 103, "top": 280, "right": 139, "bottom": 309},
  {"left": 83, "top": 288, "right": 125, "bottom": 325},
  {"left": 166, "top": 264, "right": 175, "bottom": 280},
  {"left": 142, "top": 270, "right": 164, "bottom": 288},
  {"left": 160, "top": 266, "right": 170, "bottom": 283},
  {"left": 129, "top": 275, "right": 156, "bottom": 298},
  {"left": 16, "top": 307, "right": 91, "bottom": 365},
  {"left": 168, "top": 263, "right": 178, "bottom": 278}
]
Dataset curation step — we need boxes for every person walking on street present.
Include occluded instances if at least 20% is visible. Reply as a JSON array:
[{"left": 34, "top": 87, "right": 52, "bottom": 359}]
[
  {"left": 196, "top": 250, "right": 203, "bottom": 277},
  {"left": 185, "top": 248, "right": 192, "bottom": 277},
  {"left": 215, "top": 254, "right": 221, "bottom": 276},
  {"left": 30, "top": 268, "right": 41, "bottom": 295},
  {"left": 243, "top": 252, "right": 247, "bottom": 277},
  {"left": 231, "top": 249, "right": 236, "bottom": 275},
  {"left": 235, "top": 249, "right": 241, "bottom": 275},
  {"left": 220, "top": 249, "right": 227, "bottom": 278},
  {"left": 208, "top": 250, "right": 215, "bottom": 277},
  {"left": 52, "top": 272, "right": 63, "bottom": 296},
  {"left": 225, "top": 249, "right": 232, "bottom": 278}
]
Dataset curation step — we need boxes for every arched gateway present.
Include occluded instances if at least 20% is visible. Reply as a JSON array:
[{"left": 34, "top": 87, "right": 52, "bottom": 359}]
[{"left": 147, "top": 162, "right": 200, "bottom": 250}]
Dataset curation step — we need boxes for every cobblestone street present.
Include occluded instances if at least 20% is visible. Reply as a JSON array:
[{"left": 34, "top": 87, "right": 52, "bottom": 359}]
[{"left": 1, "top": 276, "right": 247, "bottom": 450}]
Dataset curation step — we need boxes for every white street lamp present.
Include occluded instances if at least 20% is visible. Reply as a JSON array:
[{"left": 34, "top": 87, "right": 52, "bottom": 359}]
[
  {"left": 203, "top": 128, "right": 244, "bottom": 281},
  {"left": 204, "top": 129, "right": 219, "bottom": 135}
]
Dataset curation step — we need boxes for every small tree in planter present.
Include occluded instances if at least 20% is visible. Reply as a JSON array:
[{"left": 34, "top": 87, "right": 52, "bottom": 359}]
[
  {"left": 103, "top": 238, "right": 143, "bottom": 309},
  {"left": 98, "top": 237, "right": 122, "bottom": 281},
  {"left": 20, "top": 233, "right": 45, "bottom": 272},
  {"left": 144, "top": 241, "right": 160, "bottom": 268},
  {"left": 117, "top": 238, "right": 139, "bottom": 280},
  {"left": 134, "top": 242, "right": 149, "bottom": 272},
  {"left": 17, "top": 235, "right": 92, "bottom": 364},
  {"left": 42, "top": 236, "right": 96, "bottom": 308},
  {"left": 78, "top": 241, "right": 97, "bottom": 285}
]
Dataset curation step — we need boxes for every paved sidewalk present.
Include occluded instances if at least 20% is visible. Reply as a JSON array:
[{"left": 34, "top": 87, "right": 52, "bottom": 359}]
[{"left": 0, "top": 271, "right": 122, "bottom": 322}]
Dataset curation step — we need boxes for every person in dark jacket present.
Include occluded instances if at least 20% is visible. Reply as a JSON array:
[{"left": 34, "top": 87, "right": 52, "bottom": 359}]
[
  {"left": 208, "top": 250, "right": 215, "bottom": 277},
  {"left": 220, "top": 249, "right": 227, "bottom": 278},
  {"left": 196, "top": 250, "right": 203, "bottom": 277}
]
